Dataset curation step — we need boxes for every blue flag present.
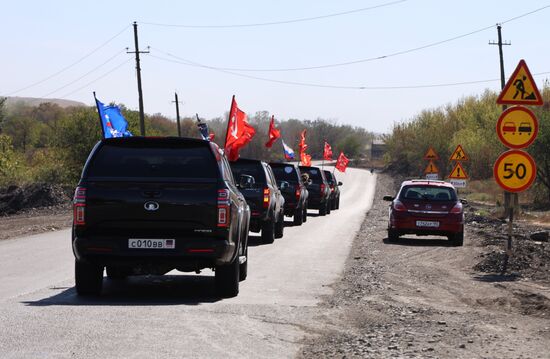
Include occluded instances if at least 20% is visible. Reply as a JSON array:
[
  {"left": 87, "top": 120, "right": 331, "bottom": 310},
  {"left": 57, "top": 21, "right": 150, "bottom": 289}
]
[{"left": 95, "top": 97, "right": 132, "bottom": 139}]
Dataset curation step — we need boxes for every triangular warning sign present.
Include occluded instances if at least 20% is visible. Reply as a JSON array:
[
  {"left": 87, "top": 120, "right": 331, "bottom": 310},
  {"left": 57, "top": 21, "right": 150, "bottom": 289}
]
[
  {"left": 423, "top": 146, "right": 440, "bottom": 160},
  {"left": 449, "top": 144, "right": 469, "bottom": 161},
  {"left": 424, "top": 160, "right": 439, "bottom": 174},
  {"left": 497, "top": 59, "right": 543, "bottom": 106},
  {"left": 448, "top": 162, "right": 469, "bottom": 179}
]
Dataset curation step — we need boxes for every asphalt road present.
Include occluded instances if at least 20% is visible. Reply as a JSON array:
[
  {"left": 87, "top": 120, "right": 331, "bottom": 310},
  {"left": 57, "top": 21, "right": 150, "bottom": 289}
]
[{"left": 0, "top": 167, "right": 376, "bottom": 359}]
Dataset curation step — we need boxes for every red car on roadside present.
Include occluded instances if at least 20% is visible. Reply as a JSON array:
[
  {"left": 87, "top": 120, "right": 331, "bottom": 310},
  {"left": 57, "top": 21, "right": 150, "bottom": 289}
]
[{"left": 383, "top": 180, "right": 465, "bottom": 246}]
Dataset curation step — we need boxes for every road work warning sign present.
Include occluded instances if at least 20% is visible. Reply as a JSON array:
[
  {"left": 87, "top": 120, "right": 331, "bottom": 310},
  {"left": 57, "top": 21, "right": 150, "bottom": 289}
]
[{"left": 496, "top": 59, "right": 543, "bottom": 106}]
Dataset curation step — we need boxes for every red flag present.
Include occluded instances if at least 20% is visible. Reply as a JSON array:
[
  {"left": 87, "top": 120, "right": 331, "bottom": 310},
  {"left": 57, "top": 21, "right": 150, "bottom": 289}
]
[
  {"left": 299, "top": 129, "right": 308, "bottom": 154},
  {"left": 335, "top": 152, "right": 349, "bottom": 172},
  {"left": 224, "top": 96, "right": 256, "bottom": 161},
  {"left": 300, "top": 152, "right": 312, "bottom": 167},
  {"left": 265, "top": 115, "right": 281, "bottom": 148},
  {"left": 323, "top": 141, "right": 333, "bottom": 161}
]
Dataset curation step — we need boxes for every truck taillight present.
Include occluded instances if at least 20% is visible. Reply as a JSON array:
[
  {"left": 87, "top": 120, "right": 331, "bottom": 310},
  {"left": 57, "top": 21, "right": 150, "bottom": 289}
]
[
  {"left": 217, "top": 189, "right": 230, "bottom": 227},
  {"left": 393, "top": 199, "right": 407, "bottom": 212},
  {"left": 295, "top": 185, "right": 301, "bottom": 201},
  {"left": 320, "top": 184, "right": 326, "bottom": 198},
  {"left": 450, "top": 202, "right": 463, "bottom": 214},
  {"left": 330, "top": 184, "right": 335, "bottom": 192},
  {"left": 73, "top": 186, "right": 87, "bottom": 226},
  {"left": 263, "top": 188, "right": 270, "bottom": 208}
]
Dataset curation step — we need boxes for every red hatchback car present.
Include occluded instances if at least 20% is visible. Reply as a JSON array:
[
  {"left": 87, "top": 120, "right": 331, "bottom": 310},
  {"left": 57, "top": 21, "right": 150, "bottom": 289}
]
[{"left": 383, "top": 180, "right": 465, "bottom": 246}]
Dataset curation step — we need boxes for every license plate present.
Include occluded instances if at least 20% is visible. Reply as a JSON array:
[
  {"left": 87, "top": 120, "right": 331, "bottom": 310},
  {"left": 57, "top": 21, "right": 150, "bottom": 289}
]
[
  {"left": 416, "top": 220, "right": 439, "bottom": 228},
  {"left": 128, "top": 239, "right": 175, "bottom": 249}
]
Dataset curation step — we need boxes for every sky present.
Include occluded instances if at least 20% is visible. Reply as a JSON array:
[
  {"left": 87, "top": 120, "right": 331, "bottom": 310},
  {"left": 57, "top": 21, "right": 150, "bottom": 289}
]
[{"left": 2, "top": 0, "right": 549, "bottom": 134}]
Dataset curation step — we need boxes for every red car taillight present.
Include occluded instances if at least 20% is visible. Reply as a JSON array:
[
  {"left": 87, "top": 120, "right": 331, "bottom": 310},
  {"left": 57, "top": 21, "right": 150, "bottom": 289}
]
[
  {"left": 217, "top": 189, "right": 230, "bottom": 227},
  {"left": 320, "top": 183, "right": 326, "bottom": 198},
  {"left": 450, "top": 202, "right": 463, "bottom": 214},
  {"left": 295, "top": 185, "right": 301, "bottom": 201},
  {"left": 73, "top": 186, "right": 87, "bottom": 226},
  {"left": 393, "top": 199, "right": 407, "bottom": 212},
  {"left": 263, "top": 187, "right": 270, "bottom": 208},
  {"left": 330, "top": 184, "right": 335, "bottom": 192}
]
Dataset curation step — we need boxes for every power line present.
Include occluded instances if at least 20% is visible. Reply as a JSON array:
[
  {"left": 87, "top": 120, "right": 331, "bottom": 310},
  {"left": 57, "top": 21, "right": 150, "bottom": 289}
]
[
  {"left": 58, "top": 58, "right": 132, "bottom": 99},
  {"left": 149, "top": 53, "right": 550, "bottom": 90},
  {"left": 151, "top": 4, "right": 550, "bottom": 72},
  {"left": 140, "top": 0, "right": 408, "bottom": 28},
  {"left": 40, "top": 50, "right": 126, "bottom": 98},
  {"left": 4, "top": 24, "right": 131, "bottom": 96}
]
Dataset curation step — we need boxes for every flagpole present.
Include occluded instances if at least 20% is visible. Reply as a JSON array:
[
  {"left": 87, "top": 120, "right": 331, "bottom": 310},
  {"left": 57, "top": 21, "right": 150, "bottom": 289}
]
[
  {"left": 224, "top": 95, "right": 235, "bottom": 148},
  {"left": 93, "top": 91, "right": 106, "bottom": 139}
]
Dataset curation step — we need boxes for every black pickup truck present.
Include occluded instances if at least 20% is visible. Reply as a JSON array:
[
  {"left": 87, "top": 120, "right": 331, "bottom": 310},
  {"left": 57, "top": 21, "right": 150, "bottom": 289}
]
[
  {"left": 299, "top": 165, "right": 331, "bottom": 216},
  {"left": 72, "top": 137, "right": 250, "bottom": 298},
  {"left": 269, "top": 162, "right": 309, "bottom": 225},
  {"left": 324, "top": 170, "right": 342, "bottom": 210},
  {"left": 230, "top": 158, "right": 285, "bottom": 244}
]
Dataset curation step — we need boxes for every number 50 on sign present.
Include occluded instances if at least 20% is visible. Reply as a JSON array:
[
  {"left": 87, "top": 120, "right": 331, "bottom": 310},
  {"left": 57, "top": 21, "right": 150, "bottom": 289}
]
[{"left": 493, "top": 150, "right": 537, "bottom": 193}]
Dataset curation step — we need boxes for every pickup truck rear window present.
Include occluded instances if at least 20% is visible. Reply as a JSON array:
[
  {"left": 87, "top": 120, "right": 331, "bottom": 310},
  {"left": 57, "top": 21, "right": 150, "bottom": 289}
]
[
  {"left": 87, "top": 144, "right": 219, "bottom": 179},
  {"left": 271, "top": 165, "right": 300, "bottom": 183},
  {"left": 231, "top": 162, "right": 267, "bottom": 185}
]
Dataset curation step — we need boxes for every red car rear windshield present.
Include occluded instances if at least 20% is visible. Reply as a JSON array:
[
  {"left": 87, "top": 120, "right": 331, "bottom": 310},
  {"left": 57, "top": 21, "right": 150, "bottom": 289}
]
[{"left": 399, "top": 185, "right": 457, "bottom": 201}]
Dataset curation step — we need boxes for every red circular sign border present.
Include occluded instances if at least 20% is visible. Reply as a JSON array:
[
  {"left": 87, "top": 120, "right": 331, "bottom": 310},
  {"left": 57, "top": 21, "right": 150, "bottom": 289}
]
[
  {"left": 493, "top": 150, "right": 537, "bottom": 193},
  {"left": 496, "top": 106, "right": 539, "bottom": 149}
]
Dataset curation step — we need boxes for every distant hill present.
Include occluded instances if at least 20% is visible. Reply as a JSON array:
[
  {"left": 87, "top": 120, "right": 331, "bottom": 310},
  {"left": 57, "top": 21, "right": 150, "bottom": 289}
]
[{"left": 4, "top": 96, "right": 86, "bottom": 109}]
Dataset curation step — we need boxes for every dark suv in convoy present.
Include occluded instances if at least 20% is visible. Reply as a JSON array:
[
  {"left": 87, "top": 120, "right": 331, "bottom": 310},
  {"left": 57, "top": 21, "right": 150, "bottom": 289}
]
[
  {"left": 299, "top": 166, "right": 331, "bottom": 216},
  {"left": 230, "top": 158, "right": 285, "bottom": 243},
  {"left": 383, "top": 180, "right": 465, "bottom": 246},
  {"left": 269, "top": 162, "right": 309, "bottom": 225},
  {"left": 323, "top": 170, "right": 342, "bottom": 210},
  {"left": 72, "top": 137, "right": 250, "bottom": 298}
]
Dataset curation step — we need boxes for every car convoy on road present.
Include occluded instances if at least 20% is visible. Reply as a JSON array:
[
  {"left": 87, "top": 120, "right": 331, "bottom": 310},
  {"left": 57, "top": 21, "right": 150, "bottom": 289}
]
[{"left": 71, "top": 137, "right": 343, "bottom": 298}]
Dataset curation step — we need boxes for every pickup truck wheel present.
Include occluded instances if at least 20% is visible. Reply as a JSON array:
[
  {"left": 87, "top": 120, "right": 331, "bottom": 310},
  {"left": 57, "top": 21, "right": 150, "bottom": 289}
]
[
  {"left": 75, "top": 260, "right": 103, "bottom": 296},
  {"left": 106, "top": 266, "right": 128, "bottom": 280},
  {"left": 216, "top": 257, "right": 239, "bottom": 298},
  {"left": 261, "top": 219, "right": 275, "bottom": 244},
  {"left": 239, "top": 243, "right": 248, "bottom": 281},
  {"left": 388, "top": 228, "right": 399, "bottom": 243},
  {"left": 275, "top": 213, "right": 284, "bottom": 238},
  {"left": 293, "top": 208, "right": 303, "bottom": 225},
  {"left": 319, "top": 203, "right": 327, "bottom": 216}
]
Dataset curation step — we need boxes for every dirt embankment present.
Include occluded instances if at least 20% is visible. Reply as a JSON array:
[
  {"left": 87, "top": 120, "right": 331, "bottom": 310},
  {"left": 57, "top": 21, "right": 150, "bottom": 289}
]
[
  {"left": 299, "top": 173, "right": 550, "bottom": 359},
  {"left": 0, "top": 184, "right": 71, "bottom": 240}
]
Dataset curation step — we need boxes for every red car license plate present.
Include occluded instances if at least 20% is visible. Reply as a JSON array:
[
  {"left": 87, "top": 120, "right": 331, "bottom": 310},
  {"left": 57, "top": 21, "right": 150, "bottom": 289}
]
[{"left": 416, "top": 220, "right": 439, "bottom": 228}]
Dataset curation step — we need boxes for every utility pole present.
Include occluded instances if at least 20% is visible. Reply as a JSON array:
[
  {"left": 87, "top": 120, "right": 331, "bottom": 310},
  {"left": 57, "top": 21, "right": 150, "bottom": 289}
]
[
  {"left": 172, "top": 92, "right": 182, "bottom": 137},
  {"left": 489, "top": 24, "right": 514, "bottom": 273},
  {"left": 489, "top": 24, "right": 511, "bottom": 110},
  {"left": 127, "top": 21, "right": 149, "bottom": 136}
]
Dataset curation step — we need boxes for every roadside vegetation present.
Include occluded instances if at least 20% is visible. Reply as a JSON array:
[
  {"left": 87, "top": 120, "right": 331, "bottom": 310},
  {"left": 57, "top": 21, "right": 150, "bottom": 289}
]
[
  {"left": 383, "top": 83, "right": 550, "bottom": 207},
  {"left": 0, "top": 98, "right": 373, "bottom": 188}
]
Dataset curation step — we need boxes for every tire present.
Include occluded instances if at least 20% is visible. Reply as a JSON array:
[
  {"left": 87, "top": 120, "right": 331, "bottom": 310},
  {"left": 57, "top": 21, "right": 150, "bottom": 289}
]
[
  {"left": 275, "top": 213, "right": 284, "bottom": 238},
  {"left": 215, "top": 257, "right": 240, "bottom": 298},
  {"left": 319, "top": 204, "right": 327, "bottom": 216},
  {"left": 388, "top": 228, "right": 399, "bottom": 243},
  {"left": 326, "top": 201, "right": 331, "bottom": 214},
  {"left": 293, "top": 208, "right": 303, "bottom": 226},
  {"left": 261, "top": 219, "right": 275, "bottom": 244},
  {"left": 331, "top": 198, "right": 337, "bottom": 210},
  {"left": 335, "top": 198, "right": 340, "bottom": 210},
  {"left": 106, "top": 266, "right": 128, "bottom": 280},
  {"left": 239, "top": 242, "right": 248, "bottom": 281},
  {"left": 303, "top": 205, "right": 308, "bottom": 222},
  {"left": 451, "top": 232, "right": 464, "bottom": 246},
  {"left": 75, "top": 260, "right": 103, "bottom": 296}
]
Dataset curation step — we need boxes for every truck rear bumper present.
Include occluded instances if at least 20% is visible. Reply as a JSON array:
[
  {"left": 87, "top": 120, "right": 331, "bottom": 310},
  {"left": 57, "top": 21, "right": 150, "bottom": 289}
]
[{"left": 73, "top": 235, "right": 236, "bottom": 268}]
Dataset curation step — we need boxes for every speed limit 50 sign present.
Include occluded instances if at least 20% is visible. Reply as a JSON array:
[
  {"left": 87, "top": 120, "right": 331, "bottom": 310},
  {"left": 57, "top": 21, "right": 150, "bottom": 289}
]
[{"left": 493, "top": 150, "right": 537, "bottom": 192}]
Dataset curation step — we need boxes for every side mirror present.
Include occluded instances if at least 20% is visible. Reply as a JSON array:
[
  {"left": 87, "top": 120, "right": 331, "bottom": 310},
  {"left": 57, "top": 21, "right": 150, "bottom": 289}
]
[
  {"left": 338, "top": 181, "right": 343, "bottom": 186},
  {"left": 239, "top": 174, "right": 255, "bottom": 189},
  {"left": 383, "top": 195, "right": 394, "bottom": 202},
  {"left": 460, "top": 198, "right": 468, "bottom": 205},
  {"left": 279, "top": 181, "right": 290, "bottom": 190}
]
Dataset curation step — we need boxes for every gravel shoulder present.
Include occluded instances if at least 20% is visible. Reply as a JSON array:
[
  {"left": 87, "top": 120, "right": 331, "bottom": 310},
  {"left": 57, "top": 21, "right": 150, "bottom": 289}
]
[
  {"left": 0, "top": 205, "right": 71, "bottom": 240},
  {"left": 299, "top": 173, "right": 550, "bottom": 359}
]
